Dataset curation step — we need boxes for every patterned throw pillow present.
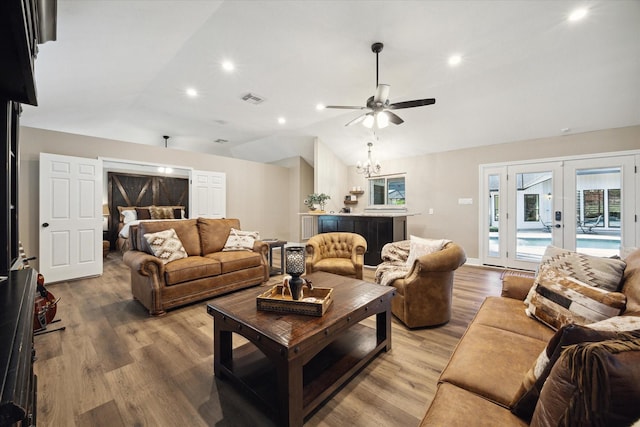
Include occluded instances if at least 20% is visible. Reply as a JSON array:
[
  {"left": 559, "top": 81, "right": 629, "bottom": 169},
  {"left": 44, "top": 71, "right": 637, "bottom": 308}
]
[
  {"left": 525, "top": 266, "right": 626, "bottom": 331},
  {"left": 539, "top": 245, "right": 625, "bottom": 291},
  {"left": 149, "top": 206, "right": 175, "bottom": 219},
  {"left": 405, "top": 235, "right": 450, "bottom": 268},
  {"left": 222, "top": 228, "right": 260, "bottom": 252},
  {"left": 143, "top": 228, "right": 187, "bottom": 264}
]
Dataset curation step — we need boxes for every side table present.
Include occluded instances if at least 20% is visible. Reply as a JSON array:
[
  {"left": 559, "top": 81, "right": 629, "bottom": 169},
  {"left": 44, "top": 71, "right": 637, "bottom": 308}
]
[{"left": 264, "top": 239, "right": 287, "bottom": 276}]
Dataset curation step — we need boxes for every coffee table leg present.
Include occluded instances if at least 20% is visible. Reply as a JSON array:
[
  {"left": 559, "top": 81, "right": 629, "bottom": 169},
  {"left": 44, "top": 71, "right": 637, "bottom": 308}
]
[
  {"left": 377, "top": 306, "right": 392, "bottom": 351},
  {"left": 213, "top": 322, "right": 232, "bottom": 378},
  {"left": 277, "top": 358, "right": 304, "bottom": 427}
]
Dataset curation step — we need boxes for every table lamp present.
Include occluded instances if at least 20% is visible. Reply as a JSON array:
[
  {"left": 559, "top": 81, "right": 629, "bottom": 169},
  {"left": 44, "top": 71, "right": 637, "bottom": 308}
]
[{"left": 285, "top": 246, "right": 305, "bottom": 300}]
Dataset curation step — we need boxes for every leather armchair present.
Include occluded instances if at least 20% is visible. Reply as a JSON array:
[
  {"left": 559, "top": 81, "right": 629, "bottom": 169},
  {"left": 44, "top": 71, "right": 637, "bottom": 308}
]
[
  {"left": 376, "top": 240, "right": 466, "bottom": 328},
  {"left": 305, "top": 232, "right": 367, "bottom": 280}
]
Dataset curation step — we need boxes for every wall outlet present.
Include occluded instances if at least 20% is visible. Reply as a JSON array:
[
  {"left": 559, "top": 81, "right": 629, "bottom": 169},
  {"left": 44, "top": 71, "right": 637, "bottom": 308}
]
[
  {"left": 458, "top": 198, "right": 473, "bottom": 205},
  {"left": 428, "top": 208, "right": 434, "bottom": 215}
]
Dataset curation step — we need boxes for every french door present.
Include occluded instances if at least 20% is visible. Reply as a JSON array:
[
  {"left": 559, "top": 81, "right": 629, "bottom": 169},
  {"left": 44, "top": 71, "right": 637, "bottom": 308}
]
[{"left": 481, "top": 153, "right": 637, "bottom": 270}]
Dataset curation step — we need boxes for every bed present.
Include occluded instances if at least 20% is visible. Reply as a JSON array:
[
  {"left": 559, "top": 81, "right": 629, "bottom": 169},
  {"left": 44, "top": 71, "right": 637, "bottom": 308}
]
[{"left": 107, "top": 172, "right": 189, "bottom": 252}]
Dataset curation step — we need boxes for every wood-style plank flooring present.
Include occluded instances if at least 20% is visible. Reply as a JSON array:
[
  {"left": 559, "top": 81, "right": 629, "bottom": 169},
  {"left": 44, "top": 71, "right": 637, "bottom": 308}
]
[{"left": 33, "top": 254, "right": 505, "bottom": 427}]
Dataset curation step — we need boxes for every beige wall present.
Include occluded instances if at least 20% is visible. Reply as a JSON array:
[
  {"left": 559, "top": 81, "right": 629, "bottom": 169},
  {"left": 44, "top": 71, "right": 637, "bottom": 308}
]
[
  {"left": 345, "top": 125, "right": 640, "bottom": 260},
  {"left": 19, "top": 127, "right": 292, "bottom": 269},
  {"left": 314, "top": 138, "right": 348, "bottom": 213}
]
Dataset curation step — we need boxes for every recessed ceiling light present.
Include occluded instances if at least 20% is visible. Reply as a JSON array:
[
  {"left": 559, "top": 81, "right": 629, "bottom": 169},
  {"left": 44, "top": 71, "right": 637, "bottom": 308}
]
[
  {"left": 448, "top": 54, "right": 462, "bottom": 66},
  {"left": 222, "top": 60, "right": 235, "bottom": 72},
  {"left": 278, "top": 117, "right": 286, "bottom": 124},
  {"left": 185, "top": 87, "right": 198, "bottom": 98},
  {"left": 568, "top": 8, "right": 588, "bottom": 22},
  {"left": 316, "top": 103, "right": 325, "bottom": 111}
]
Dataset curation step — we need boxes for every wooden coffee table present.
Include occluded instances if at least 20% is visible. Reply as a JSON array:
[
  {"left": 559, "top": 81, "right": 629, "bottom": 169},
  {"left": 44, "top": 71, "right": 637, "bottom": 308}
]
[{"left": 206, "top": 271, "right": 395, "bottom": 427}]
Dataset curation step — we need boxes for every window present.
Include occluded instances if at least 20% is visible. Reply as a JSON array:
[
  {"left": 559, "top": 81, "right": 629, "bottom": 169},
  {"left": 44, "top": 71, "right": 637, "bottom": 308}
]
[
  {"left": 608, "top": 189, "right": 620, "bottom": 228},
  {"left": 493, "top": 194, "right": 500, "bottom": 222},
  {"left": 523, "top": 194, "right": 539, "bottom": 221},
  {"left": 583, "top": 189, "right": 604, "bottom": 221},
  {"left": 368, "top": 175, "right": 405, "bottom": 207}
]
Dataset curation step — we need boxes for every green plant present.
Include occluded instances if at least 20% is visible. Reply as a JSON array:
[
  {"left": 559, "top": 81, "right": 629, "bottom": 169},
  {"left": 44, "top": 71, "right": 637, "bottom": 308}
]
[{"left": 304, "top": 193, "right": 331, "bottom": 210}]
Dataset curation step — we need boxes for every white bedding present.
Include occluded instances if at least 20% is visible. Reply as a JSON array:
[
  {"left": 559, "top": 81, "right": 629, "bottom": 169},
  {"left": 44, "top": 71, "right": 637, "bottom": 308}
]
[{"left": 119, "top": 219, "right": 187, "bottom": 239}]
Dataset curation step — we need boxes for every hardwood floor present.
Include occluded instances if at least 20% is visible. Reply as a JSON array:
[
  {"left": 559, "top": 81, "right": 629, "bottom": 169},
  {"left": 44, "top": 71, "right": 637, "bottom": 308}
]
[{"left": 34, "top": 254, "right": 505, "bottom": 427}]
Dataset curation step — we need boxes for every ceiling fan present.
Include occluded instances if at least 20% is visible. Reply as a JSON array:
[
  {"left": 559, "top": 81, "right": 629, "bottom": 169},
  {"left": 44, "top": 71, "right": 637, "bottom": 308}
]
[{"left": 325, "top": 42, "right": 436, "bottom": 128}]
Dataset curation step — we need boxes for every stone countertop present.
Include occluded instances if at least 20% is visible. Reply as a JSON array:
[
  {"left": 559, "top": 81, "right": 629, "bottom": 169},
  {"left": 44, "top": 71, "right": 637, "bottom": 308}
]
[{"left": 299, "top": 211, "right": 420, "bottom": 218}]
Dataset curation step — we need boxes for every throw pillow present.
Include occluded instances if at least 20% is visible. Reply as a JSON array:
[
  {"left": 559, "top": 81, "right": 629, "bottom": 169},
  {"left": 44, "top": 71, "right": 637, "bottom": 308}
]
[
  {"left": 510, "top": 324, "right": 635, "bottom": 420},
  {"left": 143, "top": 228, "right": 187, "bottom": 264},
  {"left": 121, "top": 209, "right": 137, "bottom": 224},
  {"left": 525, "top": 266, "right": 626, "bottom": 330},
  {"left": 149, "top": 206, "right": 175, "bottom": 220},
  {"left": 405, "top": 235, "right": 450, "bottom": 268},
  {"left": 222, "top": 228, "right": 260, "bottom": 252},
  {"left": 136, "top": 207, "right": 151, "bottom": 220},
  {"left": 539, "top": 245, "right": 625, "bottom": 291},
  {"left": 530, "top": 333, "right": 640, "bottom": 426}
]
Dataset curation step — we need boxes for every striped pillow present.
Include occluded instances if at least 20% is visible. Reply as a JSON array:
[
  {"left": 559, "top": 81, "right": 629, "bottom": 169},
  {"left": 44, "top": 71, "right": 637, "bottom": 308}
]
[{"left": 525, "top": 266, "right": 626, "bottom": 331}]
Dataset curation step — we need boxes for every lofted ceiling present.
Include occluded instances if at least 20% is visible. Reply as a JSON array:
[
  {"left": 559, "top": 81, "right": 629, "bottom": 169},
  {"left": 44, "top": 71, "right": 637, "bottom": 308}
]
[{"left": 21, "top": 0, "right": 640, "bottom": 167}]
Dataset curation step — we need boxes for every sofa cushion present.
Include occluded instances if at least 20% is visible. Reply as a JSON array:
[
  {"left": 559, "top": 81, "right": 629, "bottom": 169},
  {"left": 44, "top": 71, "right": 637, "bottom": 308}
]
[
  {"left": 198, "top": 218, "right": 241, "bottom": 254},
  {"left": 539, "top": 245, "right": 626, "bottom": 291},
  {"left": 473, "top": 297, "right": 554, "bottom": 342},
  {"left": 310, "top": 258, "right": 357, "bottom": 277},
  {"left": 206, "top": 251, "right": 262, "bottom": 274},
  {"left": 222, "top": 228, "right": 260, "bottom": 252},
  {"left": 143, "top": 228, "right": 187, "bottom": 264},
  {"left": 525, "top": 266, "right": 626, "bottom": 330},
  {"left": 164, "top": 256, "right": 221, "bottom": 286},
  {"left": 138, "top": 219, "right": 201, "bottom": 256},
  {"left": 511, "top": 324, "right": 632, "bottom": 421},
  {"left": 439, "top": 322, "right": 547, "bottom": 407},
  {"left": 136, "top": 207, "right": 151, "bottom": 220},
  {"left": 622, "top": 248, "right": 640, "bottom": 314},
  {"left": 420, "top": 382, "right": 528, "bottom": 427},
  {"left": 531, "top": 333, "right": 640, "bottom": 427}
]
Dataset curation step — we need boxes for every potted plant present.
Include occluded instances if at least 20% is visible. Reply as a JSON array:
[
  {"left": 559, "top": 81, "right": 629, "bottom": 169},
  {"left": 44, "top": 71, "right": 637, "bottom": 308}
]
[{"left": 304, "top": 193, "right": 331, "bottom": 212}]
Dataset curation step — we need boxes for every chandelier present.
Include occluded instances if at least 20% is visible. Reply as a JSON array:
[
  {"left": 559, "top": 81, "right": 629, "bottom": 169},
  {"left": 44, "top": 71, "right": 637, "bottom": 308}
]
[{"left": 356, "top": 142, "right": 381, "bottom": 178}]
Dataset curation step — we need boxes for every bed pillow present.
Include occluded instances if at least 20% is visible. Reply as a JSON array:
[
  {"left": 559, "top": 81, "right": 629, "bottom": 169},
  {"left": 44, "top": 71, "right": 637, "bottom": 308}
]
[
  {"left": 136, "top": 207, "right": 151, "bottom": 220},
  {"left": 405, "top": 235, "right": 450, "bottom": 268},
  {"left": 222, "top": 228, "right": 260, "bottom": 252},
  {"left": 121, "top": 209, "right": 137, "bottom": 224},
  {"left": 149, "top": 206, "right": 175, "bottom": 219},
  {"left": 524, "top": 266, "right": 626, "bottom": 330},
  {"left": 510, "top": 324, "right": 638, "bottom": 420},
  {"left": 143, "top": 228, "right": 187, "bottom": 264},
  {"left": 539, "top": 245, "right": 625, "bottom": 291}
]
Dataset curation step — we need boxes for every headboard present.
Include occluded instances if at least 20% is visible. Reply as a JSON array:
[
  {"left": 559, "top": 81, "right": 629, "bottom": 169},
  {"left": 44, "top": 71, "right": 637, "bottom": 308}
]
[{"left": 107, "top": 172, "right": 189, "bottom": 248}]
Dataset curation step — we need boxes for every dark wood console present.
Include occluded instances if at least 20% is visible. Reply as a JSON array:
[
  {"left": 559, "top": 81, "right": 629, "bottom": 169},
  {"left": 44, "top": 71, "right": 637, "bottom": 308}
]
[
  {"left": 318, "top": 214, "right": 407, "bottom": 265},
  {"left": 0, "top": 269, "right": 37, "bottom": 427}
]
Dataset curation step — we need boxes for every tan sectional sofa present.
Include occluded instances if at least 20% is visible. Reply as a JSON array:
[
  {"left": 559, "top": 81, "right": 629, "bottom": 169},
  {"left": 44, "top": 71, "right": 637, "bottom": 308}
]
[
  {"left": 123, "top": 218, "right": 268, "bottom": 315},
  {"left": 420, "top": 249, "right": 640, "bottom": 426}
]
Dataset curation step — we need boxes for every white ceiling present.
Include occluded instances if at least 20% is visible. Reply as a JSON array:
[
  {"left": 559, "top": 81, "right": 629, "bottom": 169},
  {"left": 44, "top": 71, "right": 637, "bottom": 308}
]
[{"left": 21, "top": 0, "right": 640, "bottom": 167}]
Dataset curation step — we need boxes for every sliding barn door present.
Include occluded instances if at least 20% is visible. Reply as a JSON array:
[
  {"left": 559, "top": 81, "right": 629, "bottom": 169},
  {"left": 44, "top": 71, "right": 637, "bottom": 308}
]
[
  {"left": 39, "top": 153, "right": 103, "bottom": 283},
  {"left": 190, "top": 170, "right": 226, "bottom": 218}
]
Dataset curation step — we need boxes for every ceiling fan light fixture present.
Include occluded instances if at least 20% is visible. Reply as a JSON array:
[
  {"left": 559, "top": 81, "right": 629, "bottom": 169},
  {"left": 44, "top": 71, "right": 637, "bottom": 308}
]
[
  {"left": 376, "top": 111, "right": 389, "bottom": 128},
  {"left": 363, "top": 114, "right": 375, "bottom": 128}
]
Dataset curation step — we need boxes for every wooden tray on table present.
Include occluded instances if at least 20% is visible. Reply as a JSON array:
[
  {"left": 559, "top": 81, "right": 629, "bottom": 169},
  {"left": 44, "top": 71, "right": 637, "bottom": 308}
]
[{"left": 256, "top": 284, "right": 333, "bottom": 316}]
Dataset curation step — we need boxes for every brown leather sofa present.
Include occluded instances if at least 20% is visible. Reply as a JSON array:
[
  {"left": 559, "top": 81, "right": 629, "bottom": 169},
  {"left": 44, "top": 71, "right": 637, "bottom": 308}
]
[
  {"left": 419, "top": 249, "right": 640, "bottom": 426},
  {"left": 123, "top": 218, "right": 268, "bottom": 316},
  {"left": 376, "top": 240, "right": 467, "bottom": 328},
  {"left": 305, "top": 232, "right": 367, "bottom": 280}
]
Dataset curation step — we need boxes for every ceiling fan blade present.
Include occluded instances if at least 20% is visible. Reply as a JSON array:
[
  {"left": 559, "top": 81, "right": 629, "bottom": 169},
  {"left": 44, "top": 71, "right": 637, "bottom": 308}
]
[
  {"left": 345, "top": 114, "right": 367, "bottom": 126},
  {"left": 388, "top": 98, "right": 436, "bottom": 110},
  {"left": 373, "top": 84, "right": 390, "bottom": 103},
  {"left": 386, "top": 111, "right": 404, "bottom": 125},
  {"left": 325, "top": 105, "right": 368, "bottom": 110}
]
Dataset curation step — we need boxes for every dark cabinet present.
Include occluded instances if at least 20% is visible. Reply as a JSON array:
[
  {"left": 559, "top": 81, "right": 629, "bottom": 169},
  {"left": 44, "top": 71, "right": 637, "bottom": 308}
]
[{"left": 318, "top": 215, "right": 407, "bottom": 265}]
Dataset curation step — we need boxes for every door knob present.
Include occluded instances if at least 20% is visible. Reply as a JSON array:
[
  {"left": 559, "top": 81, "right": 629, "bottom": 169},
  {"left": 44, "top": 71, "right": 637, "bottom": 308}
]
[
  {"left": 554, "top": 224, "right": 561, "bottom": 228},
  {"left": 42, "top": 222, "right": 49, "bottom": 228}
]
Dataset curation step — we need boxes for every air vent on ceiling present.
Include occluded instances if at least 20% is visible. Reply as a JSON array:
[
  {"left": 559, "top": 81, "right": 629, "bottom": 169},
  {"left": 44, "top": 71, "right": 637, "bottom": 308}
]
[
  {"left": 241, "top": 92, "right": 265, "bottom": 105},
  {"left": 214, "top": 139, "right": 228, "bottom": 144}
]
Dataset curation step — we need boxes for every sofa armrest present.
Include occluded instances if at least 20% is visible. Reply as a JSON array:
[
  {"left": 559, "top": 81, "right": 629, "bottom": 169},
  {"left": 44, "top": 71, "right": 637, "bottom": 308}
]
[
  {"left": 123, "top": 250, "right": 165, "bottom": 277},
  {"left": 501, "top": 273, "right": 535, "bottom": 300},
  {"left": 407, "top": 242, "right": 466, "bottom": 278},
  {"left": 253, "top": 240, "right": 270, "bottom": 281}
]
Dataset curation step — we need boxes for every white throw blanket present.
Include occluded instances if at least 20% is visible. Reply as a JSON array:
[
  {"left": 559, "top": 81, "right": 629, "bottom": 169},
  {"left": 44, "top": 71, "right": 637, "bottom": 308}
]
[{"left": 375, "top": 240, "right": 411, "bottom": 286}]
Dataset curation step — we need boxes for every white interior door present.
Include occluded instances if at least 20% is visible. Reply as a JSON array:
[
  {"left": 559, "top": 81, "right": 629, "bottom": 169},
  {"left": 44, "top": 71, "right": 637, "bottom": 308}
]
[
  {"left": 190, "top": 170, "right": 226, "bottom": 218},
  {"left": 39, "top": 153, "right": 103, "bottom": 283}
]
